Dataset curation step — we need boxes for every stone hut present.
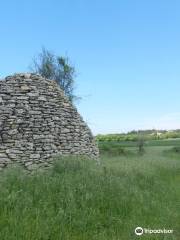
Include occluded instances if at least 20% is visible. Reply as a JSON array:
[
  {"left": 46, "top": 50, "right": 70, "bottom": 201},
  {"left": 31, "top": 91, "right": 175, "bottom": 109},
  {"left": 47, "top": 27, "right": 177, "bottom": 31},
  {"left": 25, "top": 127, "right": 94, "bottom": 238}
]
[{"left": 0, "top": 73, "right": 98, "bottom": 170}]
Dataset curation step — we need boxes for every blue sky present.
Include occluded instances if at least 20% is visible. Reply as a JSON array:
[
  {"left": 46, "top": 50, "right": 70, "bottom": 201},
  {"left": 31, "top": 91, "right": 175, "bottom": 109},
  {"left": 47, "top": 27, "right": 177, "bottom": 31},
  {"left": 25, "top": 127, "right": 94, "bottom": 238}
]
[{"left": 1, "top": 0, "right": 180, "bottom": 134}]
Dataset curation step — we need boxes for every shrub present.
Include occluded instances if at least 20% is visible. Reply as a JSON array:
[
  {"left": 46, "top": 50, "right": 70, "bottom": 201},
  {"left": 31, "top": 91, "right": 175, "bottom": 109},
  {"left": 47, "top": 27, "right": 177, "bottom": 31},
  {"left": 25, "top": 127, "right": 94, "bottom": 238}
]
[
  {"left": 98, "top": 143, "right": 127, "bottom": 156},
  {"left": 172, "top": 147, "right": 180, "bottom": 153}
]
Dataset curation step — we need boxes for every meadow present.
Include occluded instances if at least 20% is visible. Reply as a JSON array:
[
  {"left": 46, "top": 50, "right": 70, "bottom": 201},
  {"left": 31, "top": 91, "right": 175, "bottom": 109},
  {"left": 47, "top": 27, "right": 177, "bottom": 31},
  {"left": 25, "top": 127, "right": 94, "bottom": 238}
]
[{"left": 0, "top": 140, "right": 179, "bottom": 239}]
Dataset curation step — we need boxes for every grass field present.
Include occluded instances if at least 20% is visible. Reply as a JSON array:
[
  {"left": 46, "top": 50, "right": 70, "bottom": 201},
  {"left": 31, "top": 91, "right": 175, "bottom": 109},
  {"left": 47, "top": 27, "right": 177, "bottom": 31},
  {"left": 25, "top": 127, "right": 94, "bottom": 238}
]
[
  {"left": 0, "top": 143, "right": 179, "bottom": 239},
  {"left": 98, "top": 138, "right": 180, "bottom": 148}
]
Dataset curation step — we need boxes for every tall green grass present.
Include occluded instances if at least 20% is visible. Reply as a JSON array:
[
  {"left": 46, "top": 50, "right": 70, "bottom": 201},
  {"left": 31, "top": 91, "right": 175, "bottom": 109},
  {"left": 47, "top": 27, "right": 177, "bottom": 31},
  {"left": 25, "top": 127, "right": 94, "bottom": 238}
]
[{"left": 0, "top": 150, "right": 179, "bottom": 239}]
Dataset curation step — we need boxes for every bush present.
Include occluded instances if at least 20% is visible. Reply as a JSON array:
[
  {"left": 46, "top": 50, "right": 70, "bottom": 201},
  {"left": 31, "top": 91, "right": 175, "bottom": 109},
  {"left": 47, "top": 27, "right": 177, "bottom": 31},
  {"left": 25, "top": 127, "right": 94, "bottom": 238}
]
[
  {"left": 171, "top": 146, "right": 180, "bottom": 153},
  {"left": 98, "top": 143, "right": 128, "bottom": 156},
  {"left": 163, "top": 146, "right": 180, "bottom": 157}
]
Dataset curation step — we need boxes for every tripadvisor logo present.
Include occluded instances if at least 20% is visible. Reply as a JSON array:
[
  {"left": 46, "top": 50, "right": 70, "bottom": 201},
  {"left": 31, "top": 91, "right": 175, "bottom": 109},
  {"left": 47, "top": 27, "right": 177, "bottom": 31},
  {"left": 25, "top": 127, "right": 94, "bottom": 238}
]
[
  {"left": 135, "top": 227, "right": 143, "bottom": 236},
  {"left": 135, "top": 226, "right": 173, "bottom": 236}
]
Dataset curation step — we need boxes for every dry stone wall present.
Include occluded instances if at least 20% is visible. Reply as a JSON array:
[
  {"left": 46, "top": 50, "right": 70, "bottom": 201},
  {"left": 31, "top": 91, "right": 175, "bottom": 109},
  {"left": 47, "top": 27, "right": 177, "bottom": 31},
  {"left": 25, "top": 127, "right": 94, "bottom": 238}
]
[{"left": 0, "top": 73, "right": 99, "bottom": 170}]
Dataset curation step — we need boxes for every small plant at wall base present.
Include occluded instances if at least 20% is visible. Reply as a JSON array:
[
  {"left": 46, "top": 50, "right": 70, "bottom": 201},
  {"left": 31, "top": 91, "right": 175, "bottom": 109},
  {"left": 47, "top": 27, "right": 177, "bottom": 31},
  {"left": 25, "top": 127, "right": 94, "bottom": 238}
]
[{"left": 30, "top": 48, "right": 78, "bottom": 103}]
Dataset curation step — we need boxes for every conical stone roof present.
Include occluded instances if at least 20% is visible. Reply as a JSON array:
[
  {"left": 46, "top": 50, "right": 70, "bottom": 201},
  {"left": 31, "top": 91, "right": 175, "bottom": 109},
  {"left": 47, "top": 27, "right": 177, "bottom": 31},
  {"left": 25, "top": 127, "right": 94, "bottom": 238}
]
[{"left": 0, "top": 73, "right": 99, "bottom": 170}]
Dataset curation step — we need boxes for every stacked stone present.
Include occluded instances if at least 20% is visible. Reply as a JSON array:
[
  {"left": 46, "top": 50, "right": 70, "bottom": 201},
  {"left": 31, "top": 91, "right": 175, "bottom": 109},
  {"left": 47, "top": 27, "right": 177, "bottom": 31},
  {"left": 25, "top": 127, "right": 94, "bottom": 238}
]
[{"left": 0, "top": 73, "right": 99, "bottom": 170}]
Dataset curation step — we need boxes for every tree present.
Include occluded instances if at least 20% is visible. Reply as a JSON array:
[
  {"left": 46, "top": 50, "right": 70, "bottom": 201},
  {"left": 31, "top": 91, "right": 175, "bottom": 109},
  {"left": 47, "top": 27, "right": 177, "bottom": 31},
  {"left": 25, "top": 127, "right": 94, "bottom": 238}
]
[
  {"left": 137, "top": 133, "right": 145, "bottom": 155},
  {"left": 31, "top": 48, "right": 77, "bottom": 102}
]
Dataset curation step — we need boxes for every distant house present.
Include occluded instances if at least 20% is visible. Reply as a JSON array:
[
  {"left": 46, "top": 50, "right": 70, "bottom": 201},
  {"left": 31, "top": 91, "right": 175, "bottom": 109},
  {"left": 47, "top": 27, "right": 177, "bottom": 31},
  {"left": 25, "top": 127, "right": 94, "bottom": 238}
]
[{"left": 150, "top": 132, "right": 162, "bottom": 136}]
